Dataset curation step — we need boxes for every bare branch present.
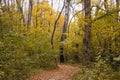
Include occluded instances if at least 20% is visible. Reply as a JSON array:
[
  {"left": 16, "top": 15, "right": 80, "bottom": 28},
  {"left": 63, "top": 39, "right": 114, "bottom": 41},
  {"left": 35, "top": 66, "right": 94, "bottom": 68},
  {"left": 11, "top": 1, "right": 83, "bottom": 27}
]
[
  {"left": 51, "top": 3, "right": 65, "bottom": 48},
  {"left": 93, "top": 9, "right": 120, "bottom": 22}
]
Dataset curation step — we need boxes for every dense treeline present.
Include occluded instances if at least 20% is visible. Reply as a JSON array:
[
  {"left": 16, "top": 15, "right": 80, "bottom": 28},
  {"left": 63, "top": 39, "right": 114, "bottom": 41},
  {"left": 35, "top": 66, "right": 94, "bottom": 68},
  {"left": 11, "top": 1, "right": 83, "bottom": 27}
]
[
  {"left": 0, "top": 1, "right": 60, "bottom": 80},
  {"left": 0, "top": 0, "right": 120, "bottom": 80}
]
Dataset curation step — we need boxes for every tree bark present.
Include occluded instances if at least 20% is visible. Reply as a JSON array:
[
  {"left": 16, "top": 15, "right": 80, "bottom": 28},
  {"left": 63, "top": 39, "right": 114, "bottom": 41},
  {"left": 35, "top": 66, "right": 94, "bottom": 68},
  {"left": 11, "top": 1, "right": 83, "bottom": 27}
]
[
  {"left": 60, "top": 0, "right": 70, "bottom": 41},
  {"left": 27, "top": 0, "right": 33, "bottom": 31},
  {"left": 16, "top": 0, "right": 25, "bottom": 26},
  {"left": 59, "top": 0, "right": 70, "bottom": 63},
  {"left": 104, "top": 0, "right": 108, "bottom": 10},
  {"left": 116, "top": 0, "right": 119, "bottom": 22},
  {"left": 0, "top": 0, "right": 1, "bottom": 5},
  {"left": 51, "top": 4, "right": 65, "bottom": 47},
  {"left": 82, "top": 0, "right": 91, "bottom": 67}
]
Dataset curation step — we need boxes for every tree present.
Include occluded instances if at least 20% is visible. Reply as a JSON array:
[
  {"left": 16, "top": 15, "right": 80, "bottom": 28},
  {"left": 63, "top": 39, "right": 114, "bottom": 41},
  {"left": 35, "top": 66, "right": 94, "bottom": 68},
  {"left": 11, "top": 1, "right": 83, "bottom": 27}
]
[
  {"left": 16, "top": 0, "right": 25, "bottom": 27},
  {"left": 116, "top": 0, "right": 119, "bottom": 22},
  {"left": 104, "top": 0, "right": 108, "bottom": 10},
  {"left": 82, "top": 0, "right": 91, "bottom": 67},
  {"left": 59, "top": 0, "right": 71, "bottom": 62},
  {"left": 60, "top": 0, "right": 70, "bottom": 42},
  {"left": 27, "top": 0, "right": 33, "bottom": 31}
]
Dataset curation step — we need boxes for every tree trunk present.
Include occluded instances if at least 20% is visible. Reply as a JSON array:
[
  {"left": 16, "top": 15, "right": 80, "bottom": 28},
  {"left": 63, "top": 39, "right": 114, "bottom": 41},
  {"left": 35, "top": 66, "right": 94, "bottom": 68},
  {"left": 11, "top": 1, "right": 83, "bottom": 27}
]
[
  {"left": 0, "top": 0, "right": 1, "bottom": 5},
  {"left": 60, "top": 0, "right": 70, "bottom": 41},
  {"left": 16, "top": 0, "right": 25, "bottom": 26},
  {"left": 59, "top": 0, "right": 70, "bottom": 63},
  {"left": 116, "top": 0, "right": 119, "bottom": 22},
  {"left": 82, "top": 0, "right": 91, "bottom": 67},
  {"left": 27, "top": 0, "right": 33, "bottom": 31},
  {"left": 104, "top": 0, "right": 108, "bottom": 10}
]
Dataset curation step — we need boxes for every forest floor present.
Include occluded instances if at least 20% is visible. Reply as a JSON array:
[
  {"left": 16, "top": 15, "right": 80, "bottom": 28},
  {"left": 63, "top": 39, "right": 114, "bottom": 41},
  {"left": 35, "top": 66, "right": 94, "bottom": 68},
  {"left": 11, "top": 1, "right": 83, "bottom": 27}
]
[{"left": 29, "top": 64, "right": 80, "bottom": 80}]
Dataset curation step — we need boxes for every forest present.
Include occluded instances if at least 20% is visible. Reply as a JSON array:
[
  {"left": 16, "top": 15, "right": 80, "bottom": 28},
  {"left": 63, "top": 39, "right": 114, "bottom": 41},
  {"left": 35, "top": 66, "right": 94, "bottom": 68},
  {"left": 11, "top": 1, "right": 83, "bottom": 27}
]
[{"left": 0, "top": 0, "right": 120, "bottom": 80}]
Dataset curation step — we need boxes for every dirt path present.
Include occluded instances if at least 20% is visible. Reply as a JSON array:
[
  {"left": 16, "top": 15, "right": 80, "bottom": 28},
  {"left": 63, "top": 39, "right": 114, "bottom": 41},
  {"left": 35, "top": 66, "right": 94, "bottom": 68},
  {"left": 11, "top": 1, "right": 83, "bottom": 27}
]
[{"left": 29, "top": 64, "right": 80, "bottom": 80}]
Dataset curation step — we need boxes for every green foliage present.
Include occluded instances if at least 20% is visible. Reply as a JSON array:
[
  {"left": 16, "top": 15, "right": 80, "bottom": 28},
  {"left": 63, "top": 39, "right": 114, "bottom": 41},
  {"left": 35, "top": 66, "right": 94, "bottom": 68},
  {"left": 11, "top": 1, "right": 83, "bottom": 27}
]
[
  {"left": 24, "top": 28, "right": 56, "bottom": 68},
  {"left": 0, "top": 24, "right": 57, "bottom": 80},
  {"left": 0, "top": 24, "right": 31, "bottom": 79},
  {"left": 0, "top": 0, "right": 120, "bottom": 80},
  {"left": 0, "top": 4, "right": 57, "bottom": 79},
  {"left": 72, "top": 5, "right": 120, "bottom": 79}
]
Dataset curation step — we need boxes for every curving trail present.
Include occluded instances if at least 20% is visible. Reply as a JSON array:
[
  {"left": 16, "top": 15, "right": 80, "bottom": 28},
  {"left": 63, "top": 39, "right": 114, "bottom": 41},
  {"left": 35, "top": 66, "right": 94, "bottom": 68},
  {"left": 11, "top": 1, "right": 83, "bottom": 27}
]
[{"left": 29, "top": 64, "right": 80, "bottom": 80}]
